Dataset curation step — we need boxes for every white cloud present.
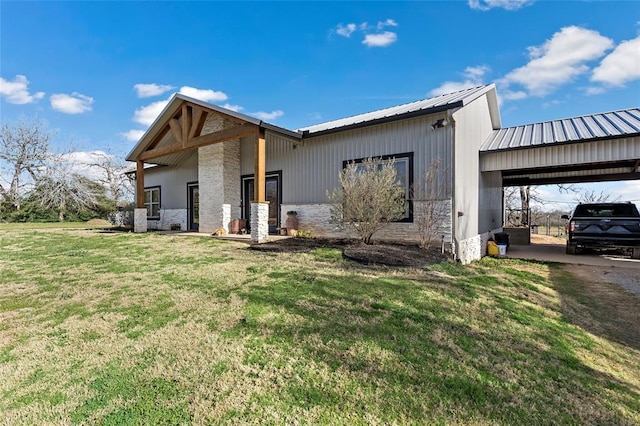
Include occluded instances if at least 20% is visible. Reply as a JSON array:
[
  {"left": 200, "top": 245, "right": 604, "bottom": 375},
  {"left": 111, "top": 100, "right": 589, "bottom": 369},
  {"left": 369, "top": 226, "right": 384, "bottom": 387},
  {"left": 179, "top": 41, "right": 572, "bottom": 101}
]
[
  {"left": 334, "top": 20, "right": 399, "bottom": 47},
  {"left": 542, "top": 99, "right": 562, "bottom": 109},
  {"left": 178, "top": 86, "right": 228, "bottom": 102},
  {"left": 362, "top": 31, "right": 398, "bottom": 48},
  {"left": 134, "top": 83, "right": 174, "bottom": 98},
  {"left": 612, "top": 181, "right": 640, "bottom": 205},
  {"left": 591, "top": 36, "right": 640, "bottom": 87},
  {"left": 429, "top": 65, "right": 489, "bottom": 96},
  {"left": 468, "top": 0, "right": 534, "bottom": 11},
  {"left": 0, "top": 75, "right": 45, "bottom": 104},
  {"left": 130, "top": 85, "right": 231, "bottom": 129},
  {"left": 133, "top": 100, "right": 169, "bottom": 126},
  {"left": 501, "top": 90, "right": 527, "bottom": 101},
  {"left": 377, "top": 19, "right": 398, "bottom": 30},
  {"left": 221, "top": 103, "right": 244, "bottom": 112},
  {"left": 252, "top": 110, "right": 284, "bottom": 121},
  {"left": 336, "top": 23, "right": 356, "bottom": 38},
  {"left": 50, "top": 92, "right": 94, "bottom": 114},
  {"left": 120, "top": 129, "right": 146, "bottom": 142},
  {"left": 585, "top": 86, "right": 606, "bottom": 95},
  {"left": 500, "top": 26, "right": 614, "bottom": 97}
]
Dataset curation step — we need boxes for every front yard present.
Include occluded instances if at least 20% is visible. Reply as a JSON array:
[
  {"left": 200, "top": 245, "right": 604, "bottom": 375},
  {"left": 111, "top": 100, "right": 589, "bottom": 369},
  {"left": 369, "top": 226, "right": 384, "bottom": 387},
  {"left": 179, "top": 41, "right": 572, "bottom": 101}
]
[{"left": 0, "top": 228, "right": 638, "bottom": 424}]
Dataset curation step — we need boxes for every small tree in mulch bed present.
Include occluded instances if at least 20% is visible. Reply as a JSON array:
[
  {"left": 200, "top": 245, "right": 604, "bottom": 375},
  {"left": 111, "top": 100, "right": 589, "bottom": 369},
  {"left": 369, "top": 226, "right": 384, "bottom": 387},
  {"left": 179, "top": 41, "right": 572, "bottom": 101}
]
[
  {"left": 412, "top": 159, "right": 450, "bottom": 249},
  {"left": 328, "top": 157, "right": 406, "bottom": 245}
]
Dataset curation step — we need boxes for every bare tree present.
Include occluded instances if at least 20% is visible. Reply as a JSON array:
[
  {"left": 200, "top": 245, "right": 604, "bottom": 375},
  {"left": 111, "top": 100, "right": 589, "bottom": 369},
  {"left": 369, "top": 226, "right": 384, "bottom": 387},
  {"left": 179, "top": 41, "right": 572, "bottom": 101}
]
[
  {"left": 506, "top": 184, "right": 580, "bottom": 226},
  {"left": 575, "top": 189, "right": 619, "bottom": 203},
  {"left": 32, "top": 154, "right": 100, "bottom": 222},
  {"left": 0, "top": 117, "right": 51, "bottom": 210},
  {"left": 412, "top": 159, "right": 450, "bottom": 248},
  {"left": 328, "top": 157, "right": 407, "bottom": 244},
  {"left": 86, "top": 151, "right": 134, "bottom": 204}
]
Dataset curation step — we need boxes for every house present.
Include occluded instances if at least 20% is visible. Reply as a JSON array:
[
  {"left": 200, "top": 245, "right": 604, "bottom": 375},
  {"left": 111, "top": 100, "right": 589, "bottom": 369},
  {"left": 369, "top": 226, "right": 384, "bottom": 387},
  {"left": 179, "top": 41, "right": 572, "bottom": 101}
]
[{"left": 126, "top": 84, "right": 505, "bottom": 264}]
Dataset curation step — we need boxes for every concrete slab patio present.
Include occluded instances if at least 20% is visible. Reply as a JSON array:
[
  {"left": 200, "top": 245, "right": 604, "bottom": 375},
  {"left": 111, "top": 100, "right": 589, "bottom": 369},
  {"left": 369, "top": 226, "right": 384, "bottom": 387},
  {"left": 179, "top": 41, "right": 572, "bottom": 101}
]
[{"left": 506, "top": 243, "right": 640, "bottom": 269}]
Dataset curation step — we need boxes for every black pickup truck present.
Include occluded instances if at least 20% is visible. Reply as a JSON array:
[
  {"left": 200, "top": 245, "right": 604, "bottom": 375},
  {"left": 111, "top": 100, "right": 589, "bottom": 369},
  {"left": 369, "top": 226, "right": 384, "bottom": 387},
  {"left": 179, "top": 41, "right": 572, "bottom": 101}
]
[{"left": 562, "top": 202, "right": 640, "bottom": 259}]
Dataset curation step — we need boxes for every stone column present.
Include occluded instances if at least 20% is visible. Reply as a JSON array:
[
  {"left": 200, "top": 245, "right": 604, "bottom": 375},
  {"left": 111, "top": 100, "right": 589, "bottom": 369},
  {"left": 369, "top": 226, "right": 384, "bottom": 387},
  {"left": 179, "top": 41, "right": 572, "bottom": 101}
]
[
  {"left": 134, "top": 208, "right": 147, "bottom": 233},
  {"left": 251, "top": 202, "right": 269, "bottom": 243}
]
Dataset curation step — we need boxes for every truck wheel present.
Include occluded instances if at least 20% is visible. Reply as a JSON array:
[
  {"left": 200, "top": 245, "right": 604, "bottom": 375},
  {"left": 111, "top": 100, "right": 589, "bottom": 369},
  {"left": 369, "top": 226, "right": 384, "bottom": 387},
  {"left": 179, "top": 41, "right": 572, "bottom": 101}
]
[
  {"left": 566, "top": 242, "right": 577, "bottom": 255},
  {"left": 632, "top": 248, "right": 640, "bottom": 260}
]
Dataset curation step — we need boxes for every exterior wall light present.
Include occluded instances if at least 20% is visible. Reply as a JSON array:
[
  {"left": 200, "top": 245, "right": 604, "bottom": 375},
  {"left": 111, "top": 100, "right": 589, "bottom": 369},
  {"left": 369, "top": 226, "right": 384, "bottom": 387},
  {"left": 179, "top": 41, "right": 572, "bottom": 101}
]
[{"left": 431, "top": 119, "right": 448, "bottom": 129}]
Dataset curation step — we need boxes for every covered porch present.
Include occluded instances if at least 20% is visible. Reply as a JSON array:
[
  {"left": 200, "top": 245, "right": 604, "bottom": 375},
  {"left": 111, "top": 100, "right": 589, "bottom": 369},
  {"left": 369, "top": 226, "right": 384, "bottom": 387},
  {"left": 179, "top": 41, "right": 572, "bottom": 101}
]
[{"left": 125, "top": 94, "right": 301, "bottom": 243}]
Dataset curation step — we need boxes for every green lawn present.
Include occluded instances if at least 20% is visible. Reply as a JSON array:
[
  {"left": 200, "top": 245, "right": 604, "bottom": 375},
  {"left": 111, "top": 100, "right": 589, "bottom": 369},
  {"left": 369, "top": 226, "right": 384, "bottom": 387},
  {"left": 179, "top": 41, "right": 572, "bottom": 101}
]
[{"left": 0, "top": 228, "right": 638, "bottom": 425}]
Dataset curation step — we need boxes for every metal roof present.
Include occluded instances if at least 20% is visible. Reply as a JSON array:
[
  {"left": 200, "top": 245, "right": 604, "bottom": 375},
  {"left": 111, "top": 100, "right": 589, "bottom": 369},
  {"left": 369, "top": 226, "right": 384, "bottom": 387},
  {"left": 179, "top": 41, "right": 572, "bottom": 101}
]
[
  {"left": 481, "top": 107, "right": 640, "bottom": 152},
  {"left": 298, "top": 84, "right": 499, "bottom": 135}
]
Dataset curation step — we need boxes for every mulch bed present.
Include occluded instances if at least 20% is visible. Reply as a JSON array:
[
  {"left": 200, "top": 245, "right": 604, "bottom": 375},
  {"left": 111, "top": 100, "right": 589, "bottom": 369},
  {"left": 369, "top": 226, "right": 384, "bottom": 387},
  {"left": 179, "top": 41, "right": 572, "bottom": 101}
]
[{"left": 250, "top": 237, "right": 449, "bottom": 267}]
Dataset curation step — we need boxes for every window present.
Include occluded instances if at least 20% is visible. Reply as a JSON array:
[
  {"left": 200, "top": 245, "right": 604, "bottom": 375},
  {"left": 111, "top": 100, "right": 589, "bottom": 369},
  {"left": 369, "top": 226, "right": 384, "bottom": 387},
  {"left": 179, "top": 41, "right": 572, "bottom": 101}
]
[
  {"left": 343, "top": 153, "right": 413, "bottom": 221},
  {"left": 144, "top": 187, "right": 160, "bottom": 219}
]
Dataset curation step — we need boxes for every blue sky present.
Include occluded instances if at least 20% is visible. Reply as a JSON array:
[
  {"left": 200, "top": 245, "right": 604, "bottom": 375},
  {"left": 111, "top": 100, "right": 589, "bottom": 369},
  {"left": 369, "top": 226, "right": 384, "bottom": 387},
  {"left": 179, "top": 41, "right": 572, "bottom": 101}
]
[{"left": 1, "top": 0, "right": 639, "bottom": 209}]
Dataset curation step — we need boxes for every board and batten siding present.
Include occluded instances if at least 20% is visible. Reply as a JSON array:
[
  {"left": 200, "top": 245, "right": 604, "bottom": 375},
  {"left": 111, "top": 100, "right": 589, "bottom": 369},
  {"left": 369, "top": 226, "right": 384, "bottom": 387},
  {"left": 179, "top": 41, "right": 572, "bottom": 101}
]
[
  {"left": 480, "top": 136, "right": 640, "bottom": 172},
  {"left": 240, "top": 114, "right": 454, "bottom": 204},
  {"left": 451, "top": 94, "right": 502, "bottom": 262},
  {"left": 141, "top": 151, "right": 199, "bottom": 210}
]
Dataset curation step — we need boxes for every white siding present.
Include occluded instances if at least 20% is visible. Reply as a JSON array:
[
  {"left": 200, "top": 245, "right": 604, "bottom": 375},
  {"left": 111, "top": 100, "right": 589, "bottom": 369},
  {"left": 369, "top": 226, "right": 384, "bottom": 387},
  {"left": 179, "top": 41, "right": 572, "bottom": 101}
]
[
  {"left": 480, "top": 136, "right": 640, "bottom": 171},
  {"left": 143, "top": 151, "right": 198, "bottom": 209},
  {"left": 241, "top": 115, "right": 453, "bottom": 204},
  {"left": 452, "top": 94, "right": 500, "bottom": 245}
]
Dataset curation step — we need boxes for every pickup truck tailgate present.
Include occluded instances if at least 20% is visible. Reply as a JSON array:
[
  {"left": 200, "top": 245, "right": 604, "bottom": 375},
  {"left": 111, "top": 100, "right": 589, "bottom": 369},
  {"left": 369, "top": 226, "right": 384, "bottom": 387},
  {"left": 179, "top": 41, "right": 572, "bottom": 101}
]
[{"left": 572, "top": 217, "right": 640, "bottom": 245}]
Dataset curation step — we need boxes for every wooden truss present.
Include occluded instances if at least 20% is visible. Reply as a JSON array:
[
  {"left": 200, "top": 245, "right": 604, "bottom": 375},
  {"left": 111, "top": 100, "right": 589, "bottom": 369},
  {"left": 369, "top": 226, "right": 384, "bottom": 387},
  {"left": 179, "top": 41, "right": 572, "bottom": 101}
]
[{"left": 135, "top": 101, "right": 266, "bottom": 209}]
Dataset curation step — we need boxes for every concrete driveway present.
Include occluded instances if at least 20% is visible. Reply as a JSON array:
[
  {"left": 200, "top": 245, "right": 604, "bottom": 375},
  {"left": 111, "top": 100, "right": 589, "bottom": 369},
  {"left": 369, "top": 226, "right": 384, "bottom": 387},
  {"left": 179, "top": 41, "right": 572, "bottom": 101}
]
[{"left": 506, "top": 244, "right": 640, "bottom": 269}]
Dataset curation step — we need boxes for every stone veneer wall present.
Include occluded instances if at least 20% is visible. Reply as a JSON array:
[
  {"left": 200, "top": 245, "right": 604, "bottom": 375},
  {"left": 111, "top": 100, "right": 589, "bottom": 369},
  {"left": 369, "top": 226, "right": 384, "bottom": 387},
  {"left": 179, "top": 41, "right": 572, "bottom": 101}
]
[
  {"left": 146, "top": 209, "right": 188, "bottom": 231},
  {"left": 455, "top": 227, "right": 503, "bottom": 264},
  {"left": 280, "top": 200, "right": 453, "bottom": 244},
  {"left": 251, "top": 203, "right": 269, "bottom": 242},
  {"left": 198, "top": 114, "right": 241, "bottom": 234},
  {"left": 134, "top": 209, "right": 147, "bottom": 233}
]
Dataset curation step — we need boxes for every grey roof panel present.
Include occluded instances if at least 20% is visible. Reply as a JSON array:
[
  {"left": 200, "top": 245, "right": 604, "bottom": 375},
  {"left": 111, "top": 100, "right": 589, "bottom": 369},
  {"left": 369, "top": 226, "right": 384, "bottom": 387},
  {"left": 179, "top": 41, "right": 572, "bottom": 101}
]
[
  {"left": 481, "top": 108, "right": 640, "bottom": 151},
  {"left": 298, "top": 84, "right": 496, "bottom": 134}
]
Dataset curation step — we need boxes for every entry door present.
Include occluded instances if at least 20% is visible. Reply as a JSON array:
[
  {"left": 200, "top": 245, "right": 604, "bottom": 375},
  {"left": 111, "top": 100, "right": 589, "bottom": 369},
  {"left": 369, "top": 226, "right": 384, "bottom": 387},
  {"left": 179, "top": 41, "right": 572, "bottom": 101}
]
[
  {"left": 242, "top": 173, "right": 281, "bottom": 234},
  {"left": 188, "top": 183, "right": 199, "bottom": 231}
]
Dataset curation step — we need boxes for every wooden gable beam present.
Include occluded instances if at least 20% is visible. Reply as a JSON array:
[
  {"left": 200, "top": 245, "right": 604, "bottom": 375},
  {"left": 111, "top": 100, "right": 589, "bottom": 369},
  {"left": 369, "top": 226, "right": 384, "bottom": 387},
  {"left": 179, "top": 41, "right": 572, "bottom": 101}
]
[
  {"left": 189, "top": 107, "right": 208, "bottom": 140},
  {"left": 168, "top": 118, "right": 183, "bottom": 145},
  {"left": 138, "top": 122, "right": 257, "bottom": 161},
  {"left": 181, "top": 104, "right": 191, "bottom": 145}
]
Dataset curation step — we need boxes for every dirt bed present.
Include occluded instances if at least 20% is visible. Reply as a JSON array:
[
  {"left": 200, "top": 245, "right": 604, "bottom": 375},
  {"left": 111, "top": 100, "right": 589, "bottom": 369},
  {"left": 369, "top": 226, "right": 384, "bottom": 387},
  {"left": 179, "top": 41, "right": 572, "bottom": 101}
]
[{"left": 251, "top": 237, "right": 449, "bottom": 267}]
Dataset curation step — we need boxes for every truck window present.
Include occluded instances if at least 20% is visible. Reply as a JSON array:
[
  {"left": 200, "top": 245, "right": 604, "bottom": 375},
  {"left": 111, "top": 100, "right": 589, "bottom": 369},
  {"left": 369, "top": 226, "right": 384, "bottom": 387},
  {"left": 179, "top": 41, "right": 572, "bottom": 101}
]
[{"left": 574, "top": 204, "right": 636, "bottom": 217}]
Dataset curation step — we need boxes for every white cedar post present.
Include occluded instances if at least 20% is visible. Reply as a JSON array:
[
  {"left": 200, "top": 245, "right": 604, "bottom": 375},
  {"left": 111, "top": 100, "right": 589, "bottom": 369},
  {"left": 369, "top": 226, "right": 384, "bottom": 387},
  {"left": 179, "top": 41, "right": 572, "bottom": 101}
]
[{"left": 251, "top": 129, "right": 269, "bottom": 242}]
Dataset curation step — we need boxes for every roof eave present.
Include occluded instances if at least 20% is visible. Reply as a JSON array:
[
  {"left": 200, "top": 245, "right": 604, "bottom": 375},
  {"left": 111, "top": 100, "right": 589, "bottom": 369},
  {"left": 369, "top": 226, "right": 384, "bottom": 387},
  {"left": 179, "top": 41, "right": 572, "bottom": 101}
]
[{"left": 302, "top": 102, "right": 464, "bottom": 138}]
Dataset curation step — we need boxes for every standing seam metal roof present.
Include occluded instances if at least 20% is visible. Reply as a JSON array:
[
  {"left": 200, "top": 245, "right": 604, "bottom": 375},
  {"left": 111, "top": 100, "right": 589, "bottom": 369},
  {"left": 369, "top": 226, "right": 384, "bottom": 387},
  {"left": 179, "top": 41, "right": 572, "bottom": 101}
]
[
  {"left": 298, "top": 85, "right": 495, "bottom": 134},
  {"left": 481, "top": 107, "right": 640, "bottom": 152}
]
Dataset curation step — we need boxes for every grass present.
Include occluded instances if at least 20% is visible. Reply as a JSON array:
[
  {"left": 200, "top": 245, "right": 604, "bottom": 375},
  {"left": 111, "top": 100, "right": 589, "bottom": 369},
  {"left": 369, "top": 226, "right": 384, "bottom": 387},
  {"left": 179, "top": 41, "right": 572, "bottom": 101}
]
[
  {"left": 0, "top": 221, "right": 113, "bottom": 230},
  {"left": 0, "top": 228, "right": 638, "bottom": 425}
]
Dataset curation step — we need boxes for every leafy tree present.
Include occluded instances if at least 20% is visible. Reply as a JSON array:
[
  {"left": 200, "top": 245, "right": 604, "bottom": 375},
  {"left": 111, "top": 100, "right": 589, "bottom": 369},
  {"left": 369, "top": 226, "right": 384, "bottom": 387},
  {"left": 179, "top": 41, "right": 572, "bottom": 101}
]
[{"left": 328, "top": 157, "right": 406, "bottom": 244}]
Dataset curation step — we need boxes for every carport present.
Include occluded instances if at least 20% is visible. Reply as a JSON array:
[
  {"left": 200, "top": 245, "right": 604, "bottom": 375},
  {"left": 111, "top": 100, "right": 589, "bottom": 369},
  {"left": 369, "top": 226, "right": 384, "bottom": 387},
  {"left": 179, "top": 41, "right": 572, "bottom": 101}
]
[
  {"left": 481, "top": 108, "right": 640, "bottom": 186},
  {"left": 479, "top": 107, "right": 640, "bottom": 245}
]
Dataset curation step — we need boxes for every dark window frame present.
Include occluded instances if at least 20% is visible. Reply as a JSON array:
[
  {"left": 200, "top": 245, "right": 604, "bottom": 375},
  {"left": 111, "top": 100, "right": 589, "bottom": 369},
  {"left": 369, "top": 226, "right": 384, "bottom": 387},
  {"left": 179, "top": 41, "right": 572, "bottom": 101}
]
[
  {"left": 143, "top": 186, "right": 161, "bottom": 220},
  {"left": 342, "top": 152, "right": 414, "bottom": 223},
  {"left": 241, "top": 171, "right": 283, "bottom": 232}
]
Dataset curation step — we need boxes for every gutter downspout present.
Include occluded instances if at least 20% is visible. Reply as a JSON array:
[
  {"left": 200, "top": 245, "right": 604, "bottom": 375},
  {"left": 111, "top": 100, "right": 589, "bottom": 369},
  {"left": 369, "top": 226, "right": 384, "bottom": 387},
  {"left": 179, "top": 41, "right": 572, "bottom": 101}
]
[{"left": 448, "top": 110, "right": 458, "bottom": 262}]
